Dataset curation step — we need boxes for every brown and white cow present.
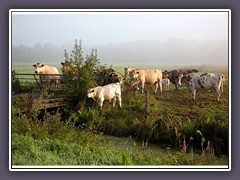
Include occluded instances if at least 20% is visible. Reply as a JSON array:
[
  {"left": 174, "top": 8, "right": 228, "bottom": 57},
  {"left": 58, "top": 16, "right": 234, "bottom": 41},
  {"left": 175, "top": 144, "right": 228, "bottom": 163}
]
[
  {"left": 178, "top": 72, "right": 225, "bottom": 93},
  {"left": 33, "top": 63, "right": 60, "bottom": 88},
  {"left": 162, "top": 69, "right": 199, "bottom": 90},
  {"left": 184, "top": 72, "right": 225, "bottom": 102},
  {"left": 87, "top": 82, "right": 122, "bottom": 111},
  {"left": 132, "top": 68, "right": 163, "bottom": 94}
]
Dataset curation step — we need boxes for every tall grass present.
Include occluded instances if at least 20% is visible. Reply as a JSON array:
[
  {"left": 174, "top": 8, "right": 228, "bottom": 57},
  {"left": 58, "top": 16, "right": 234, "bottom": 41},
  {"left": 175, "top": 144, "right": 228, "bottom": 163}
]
[{"left": 12, "top": 113, "right": 228, "bottom": 165}]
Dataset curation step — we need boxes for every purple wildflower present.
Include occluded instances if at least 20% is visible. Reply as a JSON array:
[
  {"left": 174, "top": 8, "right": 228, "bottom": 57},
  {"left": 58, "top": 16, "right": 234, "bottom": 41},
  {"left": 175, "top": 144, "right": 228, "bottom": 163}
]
[
  {"left": 182, "top": 136, "right": 187, "bottom": 153},
  {"left": 145, "top": 139, "right": 148, "bottom": 147},
  {"left": 191, "top": 146, "right": 194, "bottom": 157},
  {"left": 142, "top": 139, "right": 145, "bottom": 148}
]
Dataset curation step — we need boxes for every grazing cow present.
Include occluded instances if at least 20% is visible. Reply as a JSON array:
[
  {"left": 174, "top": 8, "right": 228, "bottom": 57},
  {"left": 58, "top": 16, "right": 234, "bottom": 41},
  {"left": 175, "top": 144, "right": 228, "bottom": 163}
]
[
  {"left": 162, "top": 78, "right": 171, "bottom": 90},
  {"left": 184, "top": 72, "right": 225, "bottom": 102},
  {"left": 132, "top": 68, "right": 163, "bottom": 94},
  {"left": 87, "top": 82, "right": 122, "bottom": 111},
  {"left": 33, "top": 63, "right": 60, "bottom": 88},
  {"left": 162, "top": 69, "right": 198, "bottom": 90}
]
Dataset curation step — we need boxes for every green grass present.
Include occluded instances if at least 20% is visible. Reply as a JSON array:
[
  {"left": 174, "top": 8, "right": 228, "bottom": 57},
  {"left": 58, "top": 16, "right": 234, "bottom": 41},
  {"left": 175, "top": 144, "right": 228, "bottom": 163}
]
[{"left": 12, "top": 118, "right": 228, "bottom": 166}]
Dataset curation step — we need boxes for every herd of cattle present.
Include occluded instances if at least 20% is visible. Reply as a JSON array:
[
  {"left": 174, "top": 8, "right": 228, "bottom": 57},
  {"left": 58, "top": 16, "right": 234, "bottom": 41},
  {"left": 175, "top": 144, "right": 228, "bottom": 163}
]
[{"left": 32, "top": 61, "right": 226, "bottom": 111}]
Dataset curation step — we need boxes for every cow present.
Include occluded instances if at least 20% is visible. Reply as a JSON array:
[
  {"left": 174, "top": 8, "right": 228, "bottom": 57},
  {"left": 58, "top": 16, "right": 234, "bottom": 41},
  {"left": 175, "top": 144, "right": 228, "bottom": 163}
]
[
  {"left": 101, "top": 73, "right": 125, "bottom": 86},
  {"left": 124, "top": 67, "right": 136, "bottom": 78},
  {"left": 184, "top": 72, "right": 225, "bottom": 102},
  {"left": 162, "top": 69, "right": 199, "bottom": 90},
  {"left": 61, "top": 61, "right": 78, "bottom": 81},
  {"left": 178, "top": 72, "right": 225, "bottom": 93},
  {"left": 87, "top": 82, "right": 122, "bottom": 111},
  {"left": 33, "top": 63, "right": 60, "bottom": 88},
  {"left": 132, "top": 68, "right": 163, "bottom": 94},
  {"left": 162, "top": 78, "right": 171, "bottom": 90}
]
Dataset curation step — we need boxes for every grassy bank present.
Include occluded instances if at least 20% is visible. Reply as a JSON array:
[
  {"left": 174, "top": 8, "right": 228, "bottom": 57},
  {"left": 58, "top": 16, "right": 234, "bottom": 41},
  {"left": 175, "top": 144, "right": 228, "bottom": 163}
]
[{"left": 12, "top": 114, "right": 228, "bottom": 166}]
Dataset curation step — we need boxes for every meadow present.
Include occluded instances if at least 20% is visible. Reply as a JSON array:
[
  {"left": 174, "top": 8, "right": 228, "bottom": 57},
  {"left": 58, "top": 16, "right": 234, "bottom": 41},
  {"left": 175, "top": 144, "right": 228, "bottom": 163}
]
[{"left": 11, "top": 63, "right": 229, "bottom": 167}]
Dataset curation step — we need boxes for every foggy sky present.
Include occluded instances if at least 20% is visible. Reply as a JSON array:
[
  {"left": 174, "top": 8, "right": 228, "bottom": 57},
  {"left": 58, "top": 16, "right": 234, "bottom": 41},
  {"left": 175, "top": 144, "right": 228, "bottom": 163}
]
[{"left": 11, "top": 10, "right": 229, "bottom": 65}]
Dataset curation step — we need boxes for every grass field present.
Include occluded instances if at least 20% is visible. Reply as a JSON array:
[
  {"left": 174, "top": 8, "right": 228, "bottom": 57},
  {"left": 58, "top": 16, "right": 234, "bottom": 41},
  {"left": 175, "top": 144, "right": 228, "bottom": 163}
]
[{"left": 11, "top": 63, "right": 229, "bottom": 167}]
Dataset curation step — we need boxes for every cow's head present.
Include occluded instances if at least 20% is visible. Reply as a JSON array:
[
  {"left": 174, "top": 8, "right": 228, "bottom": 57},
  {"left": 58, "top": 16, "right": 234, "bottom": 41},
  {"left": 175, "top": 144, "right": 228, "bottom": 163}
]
[
  {"left": 131, "top": 69, "right": 141, "bottom": 80},
  {"left": 124, "top": 67, "right": 135, "bottom": 77},
  {"left": 87, "top": 87, "right": 98, "bottom": 100},
  {"left": 115, "top": 76, "right": 125, "bottom": 85},
  {"left": 33, "top": 63, "right": 45, "bottom": 74},
  {"left": 61, "top": 61, "right": 73, "bottom": 74},
  {"left": 162, "top": 70, "right": 170, "bottom": 79}
]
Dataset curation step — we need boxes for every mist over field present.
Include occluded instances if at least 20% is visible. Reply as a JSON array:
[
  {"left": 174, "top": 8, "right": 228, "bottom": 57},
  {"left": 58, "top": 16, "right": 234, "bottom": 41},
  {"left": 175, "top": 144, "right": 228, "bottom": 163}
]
[
  {"left": 11, "top": 11, "right": 229, "bottom": 66},
  {"left": 12, "top": 38, "right": 228, "bottom": 66}
]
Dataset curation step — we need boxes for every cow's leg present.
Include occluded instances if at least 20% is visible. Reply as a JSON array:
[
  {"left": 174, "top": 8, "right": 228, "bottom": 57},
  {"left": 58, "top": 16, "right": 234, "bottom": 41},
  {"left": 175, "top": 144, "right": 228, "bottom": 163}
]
[
  {"left": 117, "top": 94, "right": 122, "bottom": 108},
  {"left": 98, "top": 99, "right": 104, "bottom": 111},
  {"left": 221, "top": 82, "right": 224, "bottom": 93},
  {"left": 154, "top": 82, "right": 158, "bottom": 93},
  {"left": 140, "top": 81, "right": 145, "bottom": 94},
  {"left": 112, "top": 97, "right": 117, "bottom": 107},
  {"left": 175, "top": 83, "right": 178, "bottom": 90},
  {"left": 57, "top": 79, "right": 59, "bottom": 89},
  {"left": 158, "top": 81, "right": 162, "bottom": 93},
  {"left": 47, "top": 80, "right": 50, "bottom": 88},
  {"left": 192, "top": 89, "right": 197, "bottom": 100},
  {"left": 216, "top": 88, "right": 221, "bottom": 102}
]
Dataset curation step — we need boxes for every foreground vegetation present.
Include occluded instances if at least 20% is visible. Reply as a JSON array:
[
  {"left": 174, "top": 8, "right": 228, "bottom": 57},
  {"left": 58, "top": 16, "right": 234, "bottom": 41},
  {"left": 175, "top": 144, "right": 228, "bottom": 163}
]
[{"left": 12, "top": 112, "right": 228, "bottom": 166}]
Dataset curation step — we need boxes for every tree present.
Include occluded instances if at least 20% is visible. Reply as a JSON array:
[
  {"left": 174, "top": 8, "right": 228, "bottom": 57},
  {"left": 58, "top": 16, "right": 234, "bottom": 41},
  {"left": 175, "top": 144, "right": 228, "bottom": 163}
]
[
  {"left": 63, "top": 40, "right": 101, "bottom": 102},
  {"left": 71, "top": 39, "right": 84, "bottom": 66}
]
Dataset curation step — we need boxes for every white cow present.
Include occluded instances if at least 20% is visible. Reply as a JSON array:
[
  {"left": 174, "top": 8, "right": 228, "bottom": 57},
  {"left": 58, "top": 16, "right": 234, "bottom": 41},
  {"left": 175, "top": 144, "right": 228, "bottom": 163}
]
[
  {"left": 184, "top": 72, "right": 225, "bottom": 102},
  {"left": 87, "top": 83, "right": 122, "bottom": 111},
  {"left": 33, "top": 63, "right": 60, "bottom": 88},
  {"left": 162, "top": 78, "right": 170, "bottom": 90}
]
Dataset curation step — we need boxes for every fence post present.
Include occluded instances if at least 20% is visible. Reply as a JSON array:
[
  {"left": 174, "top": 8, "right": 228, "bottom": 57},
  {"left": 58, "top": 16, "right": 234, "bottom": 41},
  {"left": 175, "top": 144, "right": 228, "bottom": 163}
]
[{"left": 33, "top": 74, "right": 42, "bottom": 90}]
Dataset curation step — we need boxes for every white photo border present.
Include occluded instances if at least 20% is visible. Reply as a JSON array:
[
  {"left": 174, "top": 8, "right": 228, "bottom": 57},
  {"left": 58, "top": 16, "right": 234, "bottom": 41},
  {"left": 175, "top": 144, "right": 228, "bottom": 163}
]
[{"left": 9, "top": 9, "right": 231, "bottom": 171}]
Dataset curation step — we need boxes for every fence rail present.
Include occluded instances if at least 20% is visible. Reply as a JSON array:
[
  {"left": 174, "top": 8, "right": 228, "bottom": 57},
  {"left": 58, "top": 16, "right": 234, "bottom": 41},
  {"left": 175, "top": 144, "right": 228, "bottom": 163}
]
[
  {"left": 12, "top": 71, "right": 73, "bottom": 111},
  {"left": 12, "top": 71, "right": 68, "bottom": 91}
]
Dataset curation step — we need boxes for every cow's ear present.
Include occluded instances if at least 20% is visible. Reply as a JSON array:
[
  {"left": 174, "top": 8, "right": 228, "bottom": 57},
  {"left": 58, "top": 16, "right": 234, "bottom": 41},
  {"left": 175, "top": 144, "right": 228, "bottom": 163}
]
[
  {"left": 41, "top": 64, "right": 44, "bottom": 67},
  {"left": 33, "top": 64, "right": 36, "bottom": 68}
]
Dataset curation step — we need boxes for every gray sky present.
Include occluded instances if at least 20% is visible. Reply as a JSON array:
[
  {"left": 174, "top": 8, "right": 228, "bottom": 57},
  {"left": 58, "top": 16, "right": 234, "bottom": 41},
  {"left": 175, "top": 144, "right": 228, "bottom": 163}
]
[{"left": 11, "top": 10, "right": 229, "bottom": 65}]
